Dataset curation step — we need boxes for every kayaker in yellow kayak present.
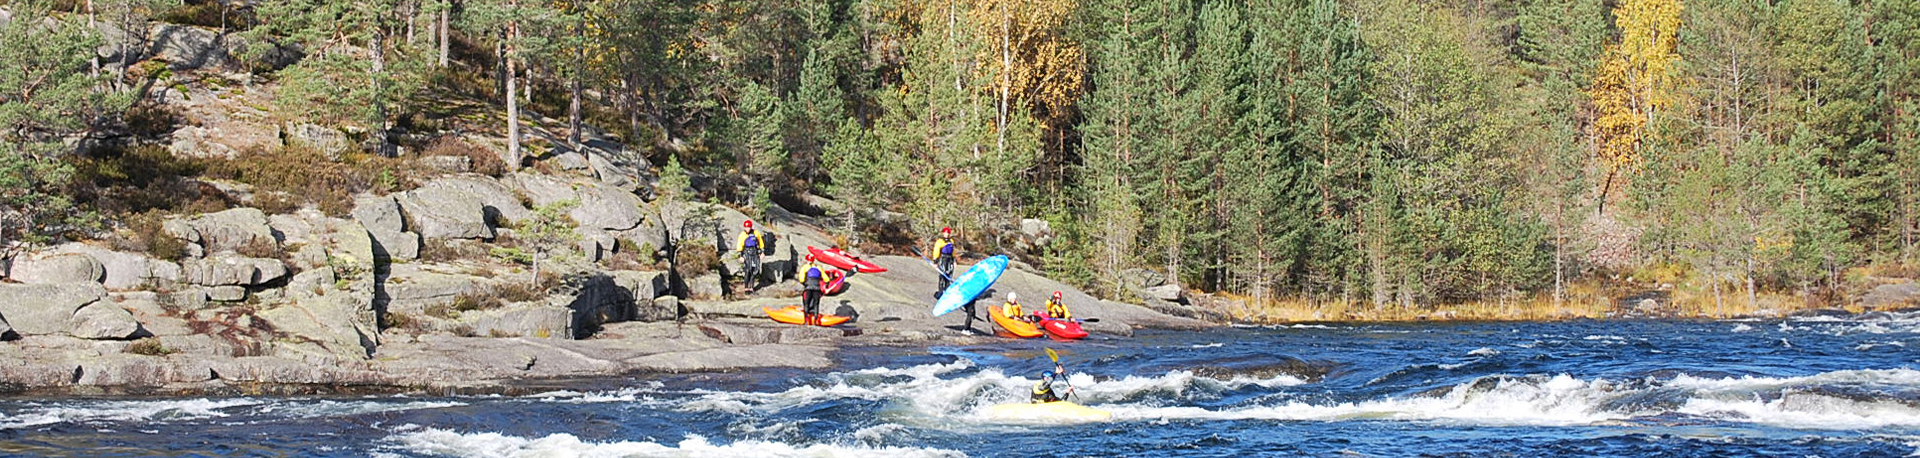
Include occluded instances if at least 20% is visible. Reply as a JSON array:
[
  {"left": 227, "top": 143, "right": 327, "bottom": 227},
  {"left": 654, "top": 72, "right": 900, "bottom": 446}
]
[
  {"left": 1002, "top": 292, "right": 1035, "bottom": 322},
  {"left": 1044, "top": 291, "right": 1072, "bottom": 320},
  {"left": 1031, "top": 363, "right": 1068, "bottom": 403}
]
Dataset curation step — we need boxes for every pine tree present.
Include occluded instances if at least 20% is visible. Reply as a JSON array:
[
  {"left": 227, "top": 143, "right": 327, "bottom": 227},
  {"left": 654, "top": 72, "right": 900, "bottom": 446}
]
[{"left": 0, "top": 0, "right": 119, "bottom": 251}]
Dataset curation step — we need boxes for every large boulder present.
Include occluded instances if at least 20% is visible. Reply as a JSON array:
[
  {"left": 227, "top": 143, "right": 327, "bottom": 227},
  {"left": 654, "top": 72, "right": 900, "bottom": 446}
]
[
  {"left": 378, "top": 265, "right": 496, "bottom": 313},
  {"left": 511, "top": 174, "right": 645, "bottom": 231},
  {"left": 180, "top": 255, "right": 289, "bottom": 286},
  {"left": 369, "top": 229, "right": 421, "bottom": 261},
  {"left": 615, "top": 271, "right": 674, "bottom": 322},
  {"left": 6, "top": 253, "right": 105, "bottom": 285},
  {"left": 350, "top": 195, "right": 407, "bottom": 234},
  {"left": 69, "top": 302, "right": 141, "bottom": 340},
  {"left": 396, "top": 176, "right": 530, "bottom": 240},
  {"left": 1862, "top": 282, "right": 1920, "bottom": 308},
  {"left": 168, "top": 208, "right": 277, "bottom": 255},
  {"left": 41, "top": 244, "right": 183, "bottom": 290},
  {"left": 0, "top": 283, "right": 108, "bottom": 336},
  {"left": 458, "top": 305, "right": 573, "bottom": 339},
  {"left": 168, "top": 125, "right": 240, "bottom": 159},
  {"left": 257, "top": 290, "right": 379, "bottom": 360},
  {"left": 285, "top": 124, "right": 348, "bottom": 154}
]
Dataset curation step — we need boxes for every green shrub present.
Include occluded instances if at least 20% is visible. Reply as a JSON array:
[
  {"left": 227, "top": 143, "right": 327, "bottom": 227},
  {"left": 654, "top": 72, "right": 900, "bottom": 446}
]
[{"left": 126, "top": 338, "right": 175, "bottom": 356}]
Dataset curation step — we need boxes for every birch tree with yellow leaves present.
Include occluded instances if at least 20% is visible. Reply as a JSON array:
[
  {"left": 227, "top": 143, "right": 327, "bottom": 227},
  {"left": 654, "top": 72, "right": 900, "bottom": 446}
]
[{"left": 1589, "top": 0, "right": 1683, "bottom": 212}]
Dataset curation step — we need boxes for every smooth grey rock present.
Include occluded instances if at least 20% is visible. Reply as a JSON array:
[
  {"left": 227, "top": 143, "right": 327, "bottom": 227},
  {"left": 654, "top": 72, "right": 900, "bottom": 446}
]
[
  {"left": 172, "top": 208, "right": 276, "bottom": 255},
  {"left": 208, "top": 286, "right": 248, "bottom": 302},
  {"left": 396, "top": 176, "right": 528, "bottom": 239},
  {"left": 688, "top": 273, "right": 723, "bottom": 300},
  {"left": 1020, "top": 218, "right": 1053, "bottom": 241},
  {"left": 1862, "top": 282, "right": 1920, "bottom": 308},
  {"left": 257, "top": 290, "right": 378, "bottom": 359},
  {"left": 458, "top": 305, "right": 573, "bottom": 339},
  {"left": 421, "top": 155, "right": 472, "bottom": 173},
  {"left": 40, "top": 244, "right": 183, "bottom": 290},
  {"left": 0, "top": 314, "right": 10, "bottom": 338},
  {"left": 167, "top": 125, "right": 239, "bottom": 159},
  {"left": 654, "top": 296, "right": 682, "bottom": 322},
  {"left": 7, "top": 253, "right": 105, "bottom": 285},
  {"left": 287, "top": 268, "right": 336, "bottom": 299},
  {"left": 331, "top": 223, "right": 376, "bottom": 276},
  {"left": 1120, "top": 268, "right": 1169, "bottom": 289},
  {"left": 70, "top": 302, "right": 141, "bottom": 340},
  {"left": 570, "top": 184, "right": 645, "bottom": 231},
  {"left": 369, "top": 229, "right": 421, "bottom": 261},
  {"left": 379, "top": 266, "right": 494, "bottom": 313},
  {"left": 286, "top": 124, "right": 348, "bottom": 154},
  {"left": 0, "top": 283, "right": 107, "bottom": 336},
  {"left": 180, "top": 255, "right": 289, "bottom": 286},
  {"left": 351, "top": 195, "right": 407, "bottom": 234},
  {"left": 550, "top": 153, "right": 591, "bottom": 171},
  {"left": 1145, "top": 284, "right": 1185, "bottom": 303},
  {"left": 158, "top": 288, "right": 211, "bottom": 311},
  {"left": 586, "top": 153, "right": 636, "bottom": 191}
]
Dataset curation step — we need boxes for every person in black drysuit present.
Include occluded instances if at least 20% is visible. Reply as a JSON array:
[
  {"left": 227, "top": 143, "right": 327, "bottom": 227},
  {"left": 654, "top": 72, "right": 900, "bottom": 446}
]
[
  {"left": 736, "top": 220, "right": 764, "bottom": 293},
  {"left": 1031, "top": 365, "right": 1067, "bottom": 403},
  {"left": 800, "top": 254, "right": 826, "bottom": 326},
  {"left": 930, "top": 227, "right": 957, "bottom": 294}
]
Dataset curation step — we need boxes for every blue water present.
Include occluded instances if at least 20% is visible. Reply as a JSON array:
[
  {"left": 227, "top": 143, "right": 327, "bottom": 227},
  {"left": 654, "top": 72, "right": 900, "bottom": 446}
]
[{"left": 3, "top": 313, "right": 1919, "bottom": 457}]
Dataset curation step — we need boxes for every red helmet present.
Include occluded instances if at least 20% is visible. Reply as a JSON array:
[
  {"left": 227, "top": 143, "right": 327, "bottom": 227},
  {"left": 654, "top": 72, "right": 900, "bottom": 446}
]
[
  {"left": 743, "top": 220, "right": 753, "bottom": 229},
  {"left": 1052, "top": 291, "right": 1063, "bottom": 301},
  {"left": 804, "top": 254, "right": 815, "bottom": 262},
  {"left": 941, "top": 227, "right": 953, "bottom": 235}
]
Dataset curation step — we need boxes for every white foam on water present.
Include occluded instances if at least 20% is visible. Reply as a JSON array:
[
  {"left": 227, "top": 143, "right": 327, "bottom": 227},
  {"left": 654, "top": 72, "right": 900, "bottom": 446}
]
[
  {"left": 1101, "top": 368, "right": 1920, "bottom": 430},
  {"left": 1467, "top": 347, "right": 1500, "bottom": 357},
  {"left": 1859, "top": 341, "right": 1909, "bottom": 351},
  {"left": 251, "top": 399, "right": 466, "bottom": 418},
  {"left": 1190, "top": 343, "right": 1225, "bottom": 349},
  {"left": 1731, "top": 324, "right": 1755, "bottom": 333},
  {"left": 387, "top": 428, "right": 967, "bottom": 458},
  {"left": 1108, "top": 374, "right": 1632, "bottom": 427},
  {"left": 525, "top": 383, "right": 666, "bottom": 404},
  {"left": 0, "top": 398, "right": 262, "bottom": 430}
]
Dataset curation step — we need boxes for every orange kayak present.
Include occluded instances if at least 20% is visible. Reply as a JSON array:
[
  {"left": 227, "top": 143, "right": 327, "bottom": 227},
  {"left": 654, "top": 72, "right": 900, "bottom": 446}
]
[
  {"left": 763, "top": 306, "right": 849, "bottom": 327},
  {"left": 988, "top": 306, "right": 1043, "bottom": 338}
]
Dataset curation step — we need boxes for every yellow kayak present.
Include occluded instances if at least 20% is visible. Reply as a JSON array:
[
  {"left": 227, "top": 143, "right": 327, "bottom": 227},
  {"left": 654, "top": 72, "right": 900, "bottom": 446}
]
[{"left": 981, "top": 401, "right": 1112, "bottom": 422}]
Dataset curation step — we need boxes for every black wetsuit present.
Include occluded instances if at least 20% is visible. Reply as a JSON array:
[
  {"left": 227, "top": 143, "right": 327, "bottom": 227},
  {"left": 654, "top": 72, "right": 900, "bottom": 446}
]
[{"left": 802, "top": 264, "right": 824, "bottom": 324}]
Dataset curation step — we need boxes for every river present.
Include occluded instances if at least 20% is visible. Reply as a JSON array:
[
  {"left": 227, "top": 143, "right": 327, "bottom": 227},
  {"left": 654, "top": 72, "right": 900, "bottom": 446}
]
[{"left": 3, "top": 312, "right": 1918, "bottom": 457}]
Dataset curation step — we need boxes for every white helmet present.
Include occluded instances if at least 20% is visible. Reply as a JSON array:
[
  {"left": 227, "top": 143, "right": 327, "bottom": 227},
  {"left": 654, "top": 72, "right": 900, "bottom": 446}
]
[{"left": 1008, "top": 292, "right": 1019, "bottom": 302}]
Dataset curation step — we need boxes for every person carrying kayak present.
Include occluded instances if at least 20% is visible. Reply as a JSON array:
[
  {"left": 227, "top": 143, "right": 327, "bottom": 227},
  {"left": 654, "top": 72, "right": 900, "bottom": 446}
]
[
  {"left": 1044, "top": 291, "right": 1072, "bottom": 320},
  {"left": 736, "top": 220, "right": 765, "bottom": 293},
  {"left": 799, "top": 254, "right": 826, "bottom": 326},
  {"left": 1030, "top": 362, "right": 1069, "bottom": 403},
  {"left": 930, "top": 227, "right": 957, "bottom": 295}
]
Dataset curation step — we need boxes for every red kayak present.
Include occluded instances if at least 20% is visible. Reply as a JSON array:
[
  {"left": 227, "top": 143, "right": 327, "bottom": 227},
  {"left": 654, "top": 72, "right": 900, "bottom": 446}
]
[
  {"left": 808, "top": 246, "right": 888, "bottom": 273},
  {"left": 823, "top": 268, "right": 847, "bottom": 295},
  {"left": 1036, "top": 313, "right": 1089, "bottom": 340}
]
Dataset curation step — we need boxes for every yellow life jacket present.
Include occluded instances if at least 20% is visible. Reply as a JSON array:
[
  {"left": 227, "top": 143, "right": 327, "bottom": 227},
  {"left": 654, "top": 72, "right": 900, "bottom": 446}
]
[
  {"left": 1046, "top": 300, "right": 1072, "bottom": 320},
  {"left": 1004, "top": 302, "right": 1023, "bottom": 318}
]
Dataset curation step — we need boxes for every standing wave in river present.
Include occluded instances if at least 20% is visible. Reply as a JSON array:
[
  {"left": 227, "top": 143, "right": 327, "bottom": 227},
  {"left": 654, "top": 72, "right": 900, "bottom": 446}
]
[{"left": 1, "top": 316, "right": 1917, "bottom": 457}]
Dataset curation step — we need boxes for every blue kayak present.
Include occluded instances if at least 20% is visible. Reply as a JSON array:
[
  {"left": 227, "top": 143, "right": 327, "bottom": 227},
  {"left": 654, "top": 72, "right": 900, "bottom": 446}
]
[{"left": 932, "top": 255, "right": 1009, "bottom": 316}]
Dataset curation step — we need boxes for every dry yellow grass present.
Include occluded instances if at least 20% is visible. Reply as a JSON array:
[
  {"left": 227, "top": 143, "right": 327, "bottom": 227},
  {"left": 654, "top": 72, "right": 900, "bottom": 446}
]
[{"left": 1223, "top": 281, "right": 1865, "bottom": 324}]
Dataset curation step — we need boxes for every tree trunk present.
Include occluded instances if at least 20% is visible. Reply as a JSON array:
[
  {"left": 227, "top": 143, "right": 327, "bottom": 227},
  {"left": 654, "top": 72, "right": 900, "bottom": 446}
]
[
  {"left": 997, "top": 8, "right": 1009, "bottom": 159},
  {"left": 506, "top": 24, "right": 522, "bottom": 170},
  {"left": 87, "top": 0, "right": 99, "bottom": 78},
  {"left": 372, "top": 30, "right": 393, "bottom": 157},
  {"left": 569, "top": 75, "right": 583, "bottom": 151},
  {"left": 438, "top": 7, "right": 450, "bottom": 67}
]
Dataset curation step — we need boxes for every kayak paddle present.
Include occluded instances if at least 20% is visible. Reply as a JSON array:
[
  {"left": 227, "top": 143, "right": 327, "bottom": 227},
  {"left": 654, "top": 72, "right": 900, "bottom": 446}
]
[
  {"left": 908, "top": 247, "right": 958, "bottom": 283},
  {"left": 1046, "top": 348, "right": 1077, "bottom": 401}
]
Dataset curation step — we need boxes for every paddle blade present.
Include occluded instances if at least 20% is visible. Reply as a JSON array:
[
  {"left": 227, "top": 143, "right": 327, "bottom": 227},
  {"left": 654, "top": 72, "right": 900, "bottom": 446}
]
[{"left": 1046, "top": 348, "right": 1059, "bottom": 363}]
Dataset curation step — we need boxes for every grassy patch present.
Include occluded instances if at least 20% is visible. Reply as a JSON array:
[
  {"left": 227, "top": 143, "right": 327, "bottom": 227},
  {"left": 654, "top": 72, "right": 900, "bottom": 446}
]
[
  {"left": 126, "top": 338, "right": 176, "bottom": 356},
  {"left": 422, "top": 136, "right": 505, "bottom": 177},
  {"left": 201, "top": 144, "right": 423, "bottom": 217}
]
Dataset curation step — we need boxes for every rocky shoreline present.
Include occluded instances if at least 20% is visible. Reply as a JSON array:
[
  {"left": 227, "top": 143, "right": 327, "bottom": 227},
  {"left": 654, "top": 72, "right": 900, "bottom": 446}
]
[{"left": 0, "top": 159, "right": 1209, "bottom": 396}]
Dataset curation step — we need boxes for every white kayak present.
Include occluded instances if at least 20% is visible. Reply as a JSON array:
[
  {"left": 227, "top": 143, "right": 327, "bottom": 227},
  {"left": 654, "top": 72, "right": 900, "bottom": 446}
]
[{"left": 981, "top": 401, "right": 1113, "bottom": 423}]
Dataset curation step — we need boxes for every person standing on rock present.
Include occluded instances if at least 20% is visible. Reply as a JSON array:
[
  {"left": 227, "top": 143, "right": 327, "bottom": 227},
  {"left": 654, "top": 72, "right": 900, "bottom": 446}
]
[
  {"left": 737, "top": 220, "right": 765, "bottom": 293},
  {"left": 800, "top": 254, "right": 827, "bottom": 325},
  {"left": 931, "top": 227, "right": 957, "bottom": 296}
]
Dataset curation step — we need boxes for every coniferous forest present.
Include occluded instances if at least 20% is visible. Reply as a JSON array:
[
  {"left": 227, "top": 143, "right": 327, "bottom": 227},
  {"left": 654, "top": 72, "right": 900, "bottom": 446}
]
[{"left": 3, "top": 0, "right": 1917, "bottom": 316}]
